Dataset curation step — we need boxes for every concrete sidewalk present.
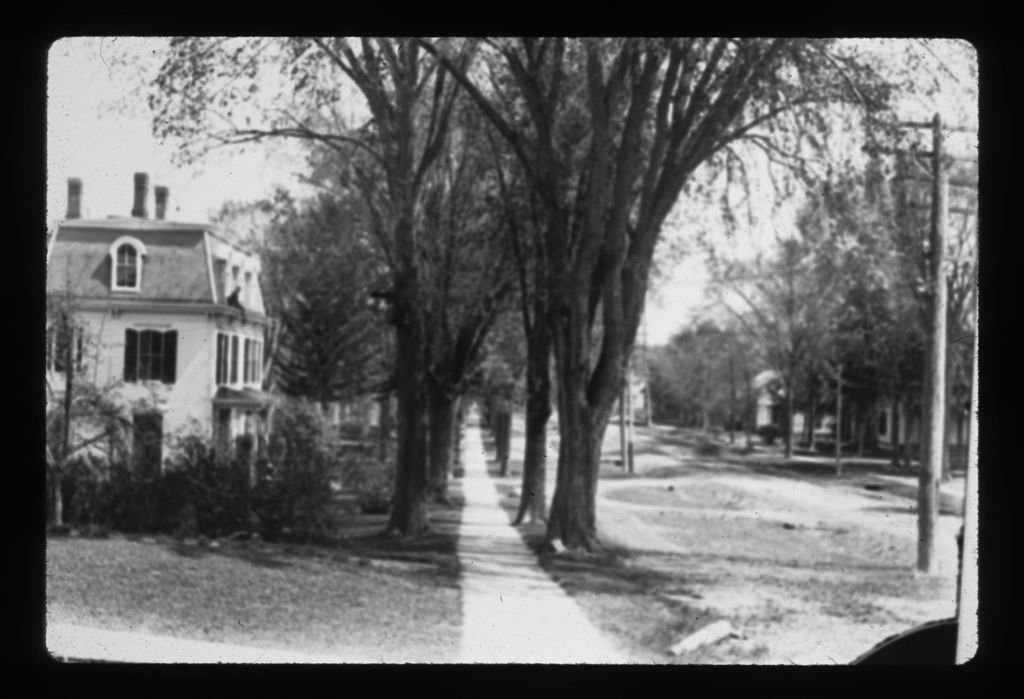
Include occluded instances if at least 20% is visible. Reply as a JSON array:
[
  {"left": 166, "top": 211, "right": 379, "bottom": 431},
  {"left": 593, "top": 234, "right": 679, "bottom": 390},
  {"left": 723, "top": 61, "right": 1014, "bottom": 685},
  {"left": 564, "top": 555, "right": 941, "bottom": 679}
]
[
  {"left": 46, "top": 623, "right": 354, "bottom": 663},
  {"left": 455, "top": 421, "right": 624, "bottom": 663}
]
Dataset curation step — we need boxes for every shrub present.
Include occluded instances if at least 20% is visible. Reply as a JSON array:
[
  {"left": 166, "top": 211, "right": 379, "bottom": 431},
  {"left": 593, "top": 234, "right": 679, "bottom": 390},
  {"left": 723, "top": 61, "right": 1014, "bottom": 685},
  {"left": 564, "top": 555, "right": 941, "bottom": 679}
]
[
  {"left": 695, "top": 439, "right": 722, "bottom": 457},
  {"left": 757, "top": 424, "right": 780, "bottom": 446},
  {"left": 257, "top": 398, "right": 344, "bottom": 538},
  {"left": 341, "top": 454, "right": 394, "bottom": 514},
  {"left": 49, "top": 398, "right": 348, "bottom": 543},
  {"left": 161, "top": 433, "right": 248, "bottom": 538},
  {"left": 60, "top": 453, "right": 112, "bottom": 527}
]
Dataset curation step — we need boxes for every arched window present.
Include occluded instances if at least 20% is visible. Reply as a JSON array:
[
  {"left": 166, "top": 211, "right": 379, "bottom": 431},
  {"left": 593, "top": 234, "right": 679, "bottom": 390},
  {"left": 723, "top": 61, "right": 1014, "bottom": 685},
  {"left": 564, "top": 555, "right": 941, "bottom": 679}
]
[{"left": 109, "top": 237, "right": 146, "bottom": 291}]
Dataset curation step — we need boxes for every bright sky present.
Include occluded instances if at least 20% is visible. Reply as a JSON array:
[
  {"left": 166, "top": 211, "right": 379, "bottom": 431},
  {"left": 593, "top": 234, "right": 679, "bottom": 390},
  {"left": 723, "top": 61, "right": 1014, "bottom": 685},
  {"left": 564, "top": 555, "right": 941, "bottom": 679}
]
[
  {"left": 46, "top": 37, "right": 309, "bottom": 226},
  {"left": 46, "top": 37, "right": 976, "bottom": 347}
]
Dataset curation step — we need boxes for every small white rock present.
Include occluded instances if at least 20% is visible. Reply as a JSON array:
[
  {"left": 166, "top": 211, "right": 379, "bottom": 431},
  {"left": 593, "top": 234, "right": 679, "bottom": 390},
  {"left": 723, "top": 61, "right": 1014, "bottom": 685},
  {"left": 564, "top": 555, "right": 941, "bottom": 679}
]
[{"left": 669, "top": 620, "right": 740, "bottom": 656}]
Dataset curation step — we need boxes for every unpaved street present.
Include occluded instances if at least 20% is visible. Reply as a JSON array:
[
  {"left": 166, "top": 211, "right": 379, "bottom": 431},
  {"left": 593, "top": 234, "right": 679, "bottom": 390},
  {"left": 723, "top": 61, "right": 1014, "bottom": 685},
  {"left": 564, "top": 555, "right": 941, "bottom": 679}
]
[{"left": 511, "top": 420, "right": 964, "bottom": 664}]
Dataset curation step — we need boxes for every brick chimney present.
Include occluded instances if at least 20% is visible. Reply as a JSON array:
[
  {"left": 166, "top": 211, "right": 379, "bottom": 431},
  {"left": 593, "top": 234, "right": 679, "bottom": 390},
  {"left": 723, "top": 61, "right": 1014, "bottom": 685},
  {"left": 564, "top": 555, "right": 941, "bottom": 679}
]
[
  {"left": 154, "top": 186, "right": 169, "bottom": 220},
  {"left": 66, "top": 178, "right": 82, "bottom": 219},
  {"left": 131, "top": 172, "right": 149, "bottom": 218}
]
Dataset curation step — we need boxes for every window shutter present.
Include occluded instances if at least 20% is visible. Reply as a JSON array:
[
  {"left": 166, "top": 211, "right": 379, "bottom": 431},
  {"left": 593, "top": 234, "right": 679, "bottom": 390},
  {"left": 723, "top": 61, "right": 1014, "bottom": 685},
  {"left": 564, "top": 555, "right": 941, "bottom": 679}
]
[
  {"left": 75, "top": 331, "right": 84, "bottom": 372},
  {"left": 215, "top": 334, "right": 223, "bottom": 385},
  {"left": 163, "top": 330, "right": 178, "bottom": 384},
  {"left": 124, "top": 329, "right": 138, "bottom": 382},
  {"left": 231, "top": 335, "right": 239, "bottom": 384}
]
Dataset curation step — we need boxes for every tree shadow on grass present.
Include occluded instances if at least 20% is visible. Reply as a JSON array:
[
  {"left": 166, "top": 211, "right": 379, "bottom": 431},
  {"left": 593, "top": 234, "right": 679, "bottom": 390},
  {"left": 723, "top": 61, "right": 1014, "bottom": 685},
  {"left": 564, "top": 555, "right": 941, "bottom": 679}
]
[
  {"left": 163, "top": 539, "right": 296, "bottom": 569},
  {"left": 156, "top": 497, "right": 465, "bottom": 579},
  {"left": 857, "top": 479, "right": 963, "bottom": 514},
  {"left": 489, "top": 481, "right": 704, "bottom": 598},
  {"left": 864, "top": 503, "right": 962, "bottom": 518}
]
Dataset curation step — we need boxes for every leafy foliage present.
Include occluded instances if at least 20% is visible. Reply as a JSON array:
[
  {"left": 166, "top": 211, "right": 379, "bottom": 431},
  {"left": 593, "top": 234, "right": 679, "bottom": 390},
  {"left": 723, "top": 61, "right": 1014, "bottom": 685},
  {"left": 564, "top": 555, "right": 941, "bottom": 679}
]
[
  {"left": 648, "top": 321, "right": 759, "bottom": 430},
  {"left": 260, "top": 188, "right": 389, "bottom": 405},
  {"left": 341, "top": 454, "right": 395, "bottom": 515},
  {"left": 53, "top": 398, "right": 350, "bottom": 542}
]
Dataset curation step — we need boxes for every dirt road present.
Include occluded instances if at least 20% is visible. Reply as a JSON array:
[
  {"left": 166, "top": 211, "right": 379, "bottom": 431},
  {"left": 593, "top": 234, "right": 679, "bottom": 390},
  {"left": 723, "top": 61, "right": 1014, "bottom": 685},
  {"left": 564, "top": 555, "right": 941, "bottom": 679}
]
[{"left": 505, "top": 420, "right": 965, "bottom": 664}]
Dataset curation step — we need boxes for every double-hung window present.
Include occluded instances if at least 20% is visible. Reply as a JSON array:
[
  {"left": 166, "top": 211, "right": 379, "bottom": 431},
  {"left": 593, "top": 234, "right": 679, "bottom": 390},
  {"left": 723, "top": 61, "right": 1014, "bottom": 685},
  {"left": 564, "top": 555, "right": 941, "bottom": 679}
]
[
  {"left": 124, "top": 329, "right": 177, "bottom": 383},
  {"left": 109, "top": 237, "right": 146, "bottom": 292},
  {"left": 230, "top": 335, "right": 239, "bottom": 384},
  {"left": 216, "top": 333, "right": 230, "bottom": 385}
]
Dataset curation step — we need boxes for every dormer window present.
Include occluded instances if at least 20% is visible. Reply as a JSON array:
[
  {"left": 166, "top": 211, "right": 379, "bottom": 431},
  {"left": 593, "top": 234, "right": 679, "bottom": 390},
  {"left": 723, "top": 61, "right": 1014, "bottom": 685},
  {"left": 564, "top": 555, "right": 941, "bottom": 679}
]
[{"left": 109, "top": 237, "right": 146, "bottom": 292}]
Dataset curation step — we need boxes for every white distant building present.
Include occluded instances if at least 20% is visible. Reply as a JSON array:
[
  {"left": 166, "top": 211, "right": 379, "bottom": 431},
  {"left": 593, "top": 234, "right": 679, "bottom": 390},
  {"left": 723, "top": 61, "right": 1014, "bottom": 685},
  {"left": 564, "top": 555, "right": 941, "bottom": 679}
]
[
  {"left": 752, "top": 369, "right": 805, "bottom": 436},
  {"left": 46, "top": 174, "right": 273, "bottom": 471},
  {"left": 753, "top": 368, "right": 969, "bottom": 462}
]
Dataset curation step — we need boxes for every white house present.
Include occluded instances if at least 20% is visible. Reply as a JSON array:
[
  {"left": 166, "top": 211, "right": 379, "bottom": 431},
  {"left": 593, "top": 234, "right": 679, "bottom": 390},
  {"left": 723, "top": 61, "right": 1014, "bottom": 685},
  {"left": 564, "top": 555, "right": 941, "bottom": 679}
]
[
  {"left": 46, "top": 174, "right": 273, "bottom": 471},
  {"left": 753, "top": 368, "right": 969, "bottom": 462},
  {"left": 753, "top": 369, "right": 806, "bottom": 437}
]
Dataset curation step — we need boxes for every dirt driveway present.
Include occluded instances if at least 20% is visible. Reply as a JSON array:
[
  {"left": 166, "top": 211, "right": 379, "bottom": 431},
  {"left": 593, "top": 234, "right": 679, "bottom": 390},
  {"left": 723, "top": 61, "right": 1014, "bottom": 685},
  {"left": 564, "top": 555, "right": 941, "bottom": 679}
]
[{"left": 505, "top": 420, "right": 965, "bottom": 664}]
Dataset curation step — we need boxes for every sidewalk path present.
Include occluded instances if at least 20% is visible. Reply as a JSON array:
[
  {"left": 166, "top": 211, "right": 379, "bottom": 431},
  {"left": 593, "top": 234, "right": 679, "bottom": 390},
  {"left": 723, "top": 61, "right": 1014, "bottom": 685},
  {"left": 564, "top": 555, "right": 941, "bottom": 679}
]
[
  {"left": 455, "top": 422, "right": 623, "bottom": 663},
  {"left": 46, "top": 623, "right": 352, "bottom": 663}
]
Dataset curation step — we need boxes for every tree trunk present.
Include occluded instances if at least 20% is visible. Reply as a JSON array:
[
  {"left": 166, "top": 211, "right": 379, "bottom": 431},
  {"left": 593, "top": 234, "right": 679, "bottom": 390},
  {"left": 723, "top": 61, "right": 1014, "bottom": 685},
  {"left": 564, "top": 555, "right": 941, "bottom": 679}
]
[
  {"left": 626, "top": 369, "right": 635, "bottom": 474},
  {"left": 48, "top": 463, "right": 64, "bottom": 527},
  {"left": 515, "top": 331, "right": 551, "bottom": 525},
  {"left": 490, "top": 395, "right": 513, "bottom": 478},
  {"left": 744, "top": 366, "right": 754, "bottom": 450},
  {"left": 544, "top": 312, "right": 615, "bottom": 550},
  {"left": 728, "top": 356, "right": 736, "bottom": 445},
  {"left": 514, "top": 393, "right": 550, "bottom": 524},
  {"left": 452, "top": 397, "right": 463, "bottom": 472},
  {"left": 54, "top": 311, "right": 73, "bottom": 528},
  {"left": 890, "top": 393, "right": 902, "bottom": 469},
  {"left": 835, "top": 369, "right": 843, "bottom": 477},
  {"left": 386, "top": 306, "right": 430, "bottom": 537},
  {"left": 783, "top": 378, "right": 794, "bottom": 459},
  {"left": 546, "top": 393, "right": 608, "bottom": 550},
  {"left": 377, "top": 392, "right": 392, "bottom": 463},
  {"left": 904, "top": 403, "right": 915, "bottom": 469},
  {"left": 805, "top": 385, "right": 817, "bottom": 448},
  {"left": 700, "top": 363, "right": 710, "bottom": 433},
  {"left": 618, "top": 380, "right": 627, "bottom": 465},
  {"left": 856, "top": 401, "right": 866, "bottom": 457},
  {"left": 427, "top": 384, "right": 456, "bottom": 502}
]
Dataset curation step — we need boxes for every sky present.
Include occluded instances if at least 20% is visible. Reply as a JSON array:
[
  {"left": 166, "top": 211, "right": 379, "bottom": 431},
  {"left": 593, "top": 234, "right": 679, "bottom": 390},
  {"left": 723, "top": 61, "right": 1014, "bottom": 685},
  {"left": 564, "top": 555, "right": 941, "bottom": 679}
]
[
  {"left": 46, "top": 37, "right": 310, "bottom": 225},
  {"left": 46, "top": 37, "right": 977, "bottom": 347}
]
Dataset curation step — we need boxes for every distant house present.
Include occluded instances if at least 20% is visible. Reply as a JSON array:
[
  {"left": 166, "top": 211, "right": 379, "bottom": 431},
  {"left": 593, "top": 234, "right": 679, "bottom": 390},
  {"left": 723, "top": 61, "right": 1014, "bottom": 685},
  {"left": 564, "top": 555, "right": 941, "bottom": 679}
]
[
  {"left": 46, "top": 173, "right": 273, "bottom": 472},
  {"left": 752, "top": 370, "right": 806, "bottom": 437},
  {"left": 753, "top": 368, "right": 970, "bottom": 460}
]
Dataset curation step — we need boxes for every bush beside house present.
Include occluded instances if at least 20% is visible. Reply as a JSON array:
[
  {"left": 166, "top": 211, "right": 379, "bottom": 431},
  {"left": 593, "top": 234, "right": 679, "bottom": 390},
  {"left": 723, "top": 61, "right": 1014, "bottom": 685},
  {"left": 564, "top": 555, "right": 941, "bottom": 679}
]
[{"left": 49, "top": 398, "right": 394, "bottom": 543}]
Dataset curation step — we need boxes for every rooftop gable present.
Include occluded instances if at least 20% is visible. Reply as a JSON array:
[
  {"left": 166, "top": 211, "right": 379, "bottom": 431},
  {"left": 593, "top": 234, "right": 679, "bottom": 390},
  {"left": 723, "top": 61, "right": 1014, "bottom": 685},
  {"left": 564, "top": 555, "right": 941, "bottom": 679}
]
[{"left": 47, "top": 221, "right": 214, "bottom": 303}]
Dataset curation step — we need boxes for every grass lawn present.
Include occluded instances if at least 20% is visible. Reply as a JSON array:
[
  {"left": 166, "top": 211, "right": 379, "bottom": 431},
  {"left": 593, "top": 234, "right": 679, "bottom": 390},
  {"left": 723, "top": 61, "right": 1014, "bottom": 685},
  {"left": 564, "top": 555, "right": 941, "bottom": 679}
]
[{"left": 46, "top": 502, "right": 464, "bottom": 663}]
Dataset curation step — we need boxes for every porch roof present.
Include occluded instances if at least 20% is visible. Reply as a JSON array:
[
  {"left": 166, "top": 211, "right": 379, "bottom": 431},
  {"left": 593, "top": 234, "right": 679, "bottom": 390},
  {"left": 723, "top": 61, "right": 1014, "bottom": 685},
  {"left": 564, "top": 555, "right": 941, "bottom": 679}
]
[{"left": 212, "top": 386, "right": 276, "bottom": 408}]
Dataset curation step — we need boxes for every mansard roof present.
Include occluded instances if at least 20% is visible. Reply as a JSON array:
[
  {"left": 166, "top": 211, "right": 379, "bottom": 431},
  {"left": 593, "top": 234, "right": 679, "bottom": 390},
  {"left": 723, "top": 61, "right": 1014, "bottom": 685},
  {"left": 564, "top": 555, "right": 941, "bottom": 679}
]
[{"left": 47, "top": 218, "right": 215, "bottom": 303}]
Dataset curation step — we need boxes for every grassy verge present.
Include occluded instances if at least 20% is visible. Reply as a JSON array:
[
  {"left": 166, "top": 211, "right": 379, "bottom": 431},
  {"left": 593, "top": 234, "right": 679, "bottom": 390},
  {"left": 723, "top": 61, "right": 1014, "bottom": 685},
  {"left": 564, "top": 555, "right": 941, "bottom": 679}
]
[{"left": 46, "top": 500, "right": 463, "bottom": 662}]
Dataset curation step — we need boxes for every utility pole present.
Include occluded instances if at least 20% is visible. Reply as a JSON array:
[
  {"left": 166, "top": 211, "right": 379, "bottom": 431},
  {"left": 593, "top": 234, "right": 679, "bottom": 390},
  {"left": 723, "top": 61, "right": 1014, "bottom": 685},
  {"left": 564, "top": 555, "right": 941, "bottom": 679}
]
[
  {"left": 918, "top": 112, "right": 949, "bottom": 575},
  {"left": 955, "top": 324, "right": 978, "bottom": 663}
]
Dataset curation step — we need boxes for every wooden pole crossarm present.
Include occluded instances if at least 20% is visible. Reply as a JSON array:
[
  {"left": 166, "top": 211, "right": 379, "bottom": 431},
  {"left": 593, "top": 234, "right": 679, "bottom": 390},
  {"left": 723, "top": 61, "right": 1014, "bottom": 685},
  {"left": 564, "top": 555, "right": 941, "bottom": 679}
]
[
  {"left": 896, "top": 174, "right": 978, "bottom": 190},
  {"left": 867, "top": 145, "right": 976, "bottom": 163},
  {"left": 896, "top": 120, "right": 936, "bottom": 129},
  {"left": 907, "top": 202, "right": 976, "bottom": 215},
  {"left": 894, "top": 120, "right": 977, "bottom": 134}
]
